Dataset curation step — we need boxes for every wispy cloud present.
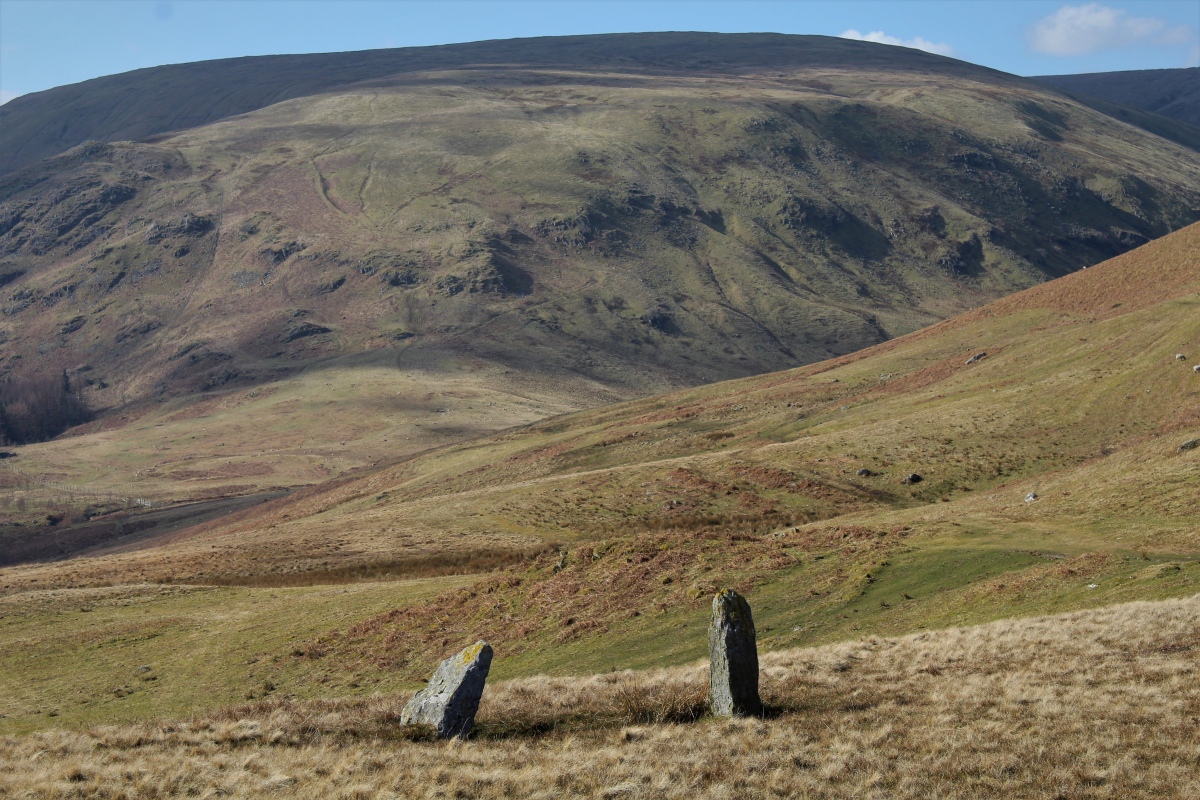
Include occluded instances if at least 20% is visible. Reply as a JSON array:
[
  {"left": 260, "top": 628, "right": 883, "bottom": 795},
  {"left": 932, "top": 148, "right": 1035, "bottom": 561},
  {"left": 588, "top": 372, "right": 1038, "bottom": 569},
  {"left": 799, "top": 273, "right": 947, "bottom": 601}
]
[
  {"left": 0, "top": 89, "right": 22, "bottom": 106},
  {"left": 1029, "top": 3, "right": 1195, "bottom": 56},
  {"left": 839, "top": 29, "right": 955, "bottom": 57}
]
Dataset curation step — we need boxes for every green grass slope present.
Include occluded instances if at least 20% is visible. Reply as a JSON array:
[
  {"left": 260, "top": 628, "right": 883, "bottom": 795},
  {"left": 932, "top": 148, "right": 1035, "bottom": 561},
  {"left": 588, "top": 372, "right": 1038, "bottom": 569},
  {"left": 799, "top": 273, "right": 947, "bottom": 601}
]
[{"left": 2, "top": 225, "right": 1196, "bottom": 735}]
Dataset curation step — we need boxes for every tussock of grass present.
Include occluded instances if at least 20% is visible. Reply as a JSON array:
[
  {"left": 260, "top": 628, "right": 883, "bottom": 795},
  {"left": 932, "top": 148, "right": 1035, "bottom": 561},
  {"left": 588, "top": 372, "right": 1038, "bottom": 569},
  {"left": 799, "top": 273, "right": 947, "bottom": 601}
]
[{"left": 3, "top": 595, "right": 1196, "bottom": 797}]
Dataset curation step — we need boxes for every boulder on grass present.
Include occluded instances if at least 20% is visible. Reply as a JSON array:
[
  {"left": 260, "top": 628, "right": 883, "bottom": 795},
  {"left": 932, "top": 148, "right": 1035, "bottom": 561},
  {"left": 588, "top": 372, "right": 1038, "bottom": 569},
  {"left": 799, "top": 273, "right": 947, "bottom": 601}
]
[
  {"left": 709, "top": 589, "right": 761, "bottom": 717},
  {"left": 400, "top": 641, "right": 493, "bottom": 739}
]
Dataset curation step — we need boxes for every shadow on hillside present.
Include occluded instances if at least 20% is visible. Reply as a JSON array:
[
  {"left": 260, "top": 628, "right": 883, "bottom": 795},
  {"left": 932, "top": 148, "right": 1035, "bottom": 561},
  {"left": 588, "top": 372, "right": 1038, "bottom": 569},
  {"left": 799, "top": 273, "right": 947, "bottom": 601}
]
[{"left": 0, "top": 491, "right": 287, "bottom": 567}]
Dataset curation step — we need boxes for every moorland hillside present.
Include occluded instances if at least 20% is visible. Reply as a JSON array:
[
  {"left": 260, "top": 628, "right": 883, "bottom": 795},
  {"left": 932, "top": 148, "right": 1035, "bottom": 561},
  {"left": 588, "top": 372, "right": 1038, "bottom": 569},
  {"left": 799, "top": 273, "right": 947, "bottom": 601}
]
[
  {"left": 2, "top": 224, "right": 1195, "bottom": 737},
  {"left": 2, "top": 34, "right": 1199, "bottom": 507}
]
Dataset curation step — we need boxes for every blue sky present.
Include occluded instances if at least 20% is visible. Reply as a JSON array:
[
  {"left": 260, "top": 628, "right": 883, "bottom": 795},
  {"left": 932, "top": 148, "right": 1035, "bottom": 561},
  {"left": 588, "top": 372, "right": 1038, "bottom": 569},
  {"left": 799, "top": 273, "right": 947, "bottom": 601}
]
[{"left": 2, "top": 1, "right": 1198, "bottom": 104}]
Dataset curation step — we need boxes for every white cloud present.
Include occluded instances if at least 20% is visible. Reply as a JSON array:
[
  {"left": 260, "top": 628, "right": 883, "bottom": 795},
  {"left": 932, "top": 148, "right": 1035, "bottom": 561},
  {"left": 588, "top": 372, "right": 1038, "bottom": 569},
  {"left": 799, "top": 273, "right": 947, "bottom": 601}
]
[
  {"left": 0, "top": 89, "right": 22, "bottom": 106},
  {"left": 839, "top": 29, "right": 955, "bottom": 57},
  {"left": 1029, "top": 3, "right": 1194, "bottom": 56}
]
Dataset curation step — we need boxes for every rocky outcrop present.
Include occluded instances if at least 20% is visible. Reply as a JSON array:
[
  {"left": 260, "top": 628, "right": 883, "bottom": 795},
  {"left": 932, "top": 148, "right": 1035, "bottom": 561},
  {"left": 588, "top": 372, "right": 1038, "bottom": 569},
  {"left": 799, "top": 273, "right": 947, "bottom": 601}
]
[{"left": 283, "top": 322, "right": 332, "bottom": 342}]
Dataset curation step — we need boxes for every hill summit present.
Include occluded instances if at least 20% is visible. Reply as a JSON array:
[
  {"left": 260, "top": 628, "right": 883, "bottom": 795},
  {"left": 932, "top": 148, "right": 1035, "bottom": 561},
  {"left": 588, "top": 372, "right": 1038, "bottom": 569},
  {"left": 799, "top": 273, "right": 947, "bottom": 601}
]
[{"left": 1, "top": 32, "right": 1027, "bottom": 175}]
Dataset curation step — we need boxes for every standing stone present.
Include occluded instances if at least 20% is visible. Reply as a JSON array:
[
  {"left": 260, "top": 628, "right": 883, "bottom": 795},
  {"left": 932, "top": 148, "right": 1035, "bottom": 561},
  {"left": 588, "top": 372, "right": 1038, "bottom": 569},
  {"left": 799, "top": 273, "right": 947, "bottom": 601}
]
[
  {"left": 400, "top": 641, "right": 493, "bottom": 739},
  {"left": 708, "top": 589, "right": 761, "bottom": 717}
]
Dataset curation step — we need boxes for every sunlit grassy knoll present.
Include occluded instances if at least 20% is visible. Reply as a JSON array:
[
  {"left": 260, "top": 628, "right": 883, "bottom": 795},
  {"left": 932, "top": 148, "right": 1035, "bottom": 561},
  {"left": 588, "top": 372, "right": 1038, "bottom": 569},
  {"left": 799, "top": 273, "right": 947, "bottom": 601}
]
[{"left": 3, "top": 595, "right": 1196, "bottom": 798}]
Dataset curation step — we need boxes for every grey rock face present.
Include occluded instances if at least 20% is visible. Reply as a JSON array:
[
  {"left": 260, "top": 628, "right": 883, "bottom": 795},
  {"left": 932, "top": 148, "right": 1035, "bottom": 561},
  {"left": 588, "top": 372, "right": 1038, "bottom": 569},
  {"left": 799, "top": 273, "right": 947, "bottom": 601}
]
[
  {"left": 400, "top": 641, "right": 493, "bottom": 739},
  {"left": 709, "top": 589, "right": 761, "bottom": 717},
  {"left": 1179, "top": 438, "right": 1200, "bottom": 452}
]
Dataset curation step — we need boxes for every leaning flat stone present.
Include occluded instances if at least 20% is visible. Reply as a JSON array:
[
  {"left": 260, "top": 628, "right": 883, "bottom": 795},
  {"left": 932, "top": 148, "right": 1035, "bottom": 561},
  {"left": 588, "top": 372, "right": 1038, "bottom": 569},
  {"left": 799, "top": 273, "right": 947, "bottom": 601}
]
[
  {"left": 709, "top": 589, "right": 761, "bottom": 717},
  {"left": 400, "top": 641, "right": 493, "bottom": 739}
]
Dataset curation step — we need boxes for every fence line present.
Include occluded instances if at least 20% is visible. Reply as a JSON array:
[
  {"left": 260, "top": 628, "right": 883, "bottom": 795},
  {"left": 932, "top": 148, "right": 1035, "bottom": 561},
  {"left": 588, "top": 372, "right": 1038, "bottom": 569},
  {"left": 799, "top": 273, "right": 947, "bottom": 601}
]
[{"left": 1, "top": 460, "right": 153, "bottom": 508}]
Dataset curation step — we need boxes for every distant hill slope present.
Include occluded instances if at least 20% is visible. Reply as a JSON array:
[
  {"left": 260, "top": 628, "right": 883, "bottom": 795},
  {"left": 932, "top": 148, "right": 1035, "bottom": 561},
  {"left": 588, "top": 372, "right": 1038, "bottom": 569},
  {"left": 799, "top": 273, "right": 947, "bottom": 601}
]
[
  {"left": 1033, "top": 67, "right": 1200, "bottom": 127},
  {"left": 45, "top": 221, "right": 1198, "bottom": 578},
  {"left": 2, "top": 34, "right": 1199, "bottom": 506},
  {"left": 0, "top": 32, "right": 1017, "bottom": 176}
]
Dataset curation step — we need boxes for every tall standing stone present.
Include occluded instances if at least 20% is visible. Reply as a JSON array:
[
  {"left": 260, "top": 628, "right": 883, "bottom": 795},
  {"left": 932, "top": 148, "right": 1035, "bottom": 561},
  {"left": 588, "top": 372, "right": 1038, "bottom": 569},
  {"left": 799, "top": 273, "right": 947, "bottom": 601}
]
[
  {"left": 709, "top": 589, "right": 761, "bottom": 717},
  {"left": 400, "top": 641, "right": 493, "bottom": 739}
]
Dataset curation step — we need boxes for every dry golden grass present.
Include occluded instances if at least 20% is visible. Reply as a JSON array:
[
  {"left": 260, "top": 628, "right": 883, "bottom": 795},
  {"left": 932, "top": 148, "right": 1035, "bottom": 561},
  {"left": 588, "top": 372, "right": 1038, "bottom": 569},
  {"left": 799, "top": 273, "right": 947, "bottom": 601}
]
[{"left": 3, "top": 595, "right": 1196, "bottom": 798}]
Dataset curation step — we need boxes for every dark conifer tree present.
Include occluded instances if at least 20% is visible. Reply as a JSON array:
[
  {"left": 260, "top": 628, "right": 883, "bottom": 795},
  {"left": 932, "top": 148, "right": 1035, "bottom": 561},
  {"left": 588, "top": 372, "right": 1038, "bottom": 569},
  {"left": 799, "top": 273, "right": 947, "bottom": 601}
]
[{"left": 0, "top": 369, "right": 91, "bottom": 444}]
